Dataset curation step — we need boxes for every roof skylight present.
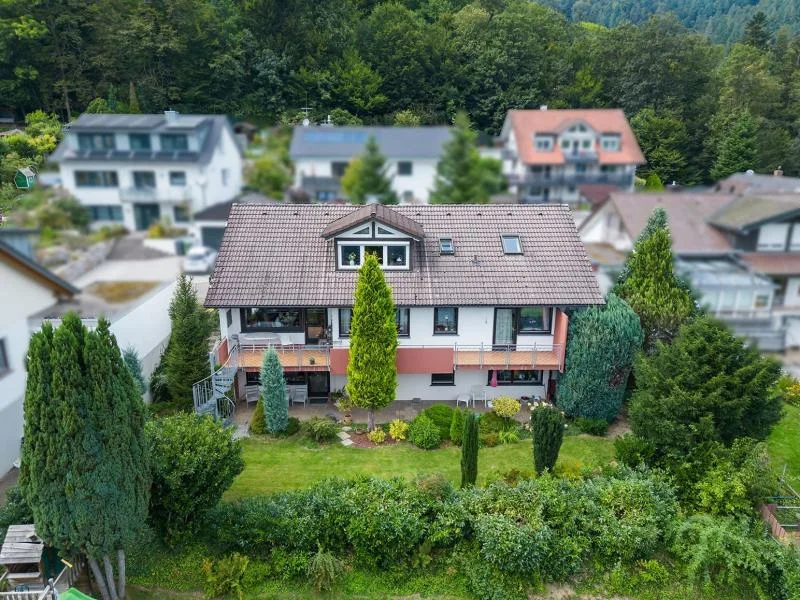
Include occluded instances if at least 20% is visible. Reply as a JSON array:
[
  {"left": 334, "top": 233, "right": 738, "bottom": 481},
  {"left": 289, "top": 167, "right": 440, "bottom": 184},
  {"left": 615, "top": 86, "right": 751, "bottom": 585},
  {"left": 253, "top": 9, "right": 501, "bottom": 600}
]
[
  {"left": 439, "top": 238, "right": 455, "bottom": 255},
  {"left": 501, "top": 235, "right": 522, "bottom": 255}
]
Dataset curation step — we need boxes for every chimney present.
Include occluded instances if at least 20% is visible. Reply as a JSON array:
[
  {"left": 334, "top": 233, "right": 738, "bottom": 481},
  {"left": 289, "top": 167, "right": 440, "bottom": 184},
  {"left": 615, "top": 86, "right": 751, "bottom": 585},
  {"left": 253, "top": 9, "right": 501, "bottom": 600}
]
[
  {"left": 164, "top": 109, "right": 179, "bottom": 124},
  {"left": 774, "top": 166, "right": 783, "bottom": 177},
  {"left": 539, "top": 105, "right": 548, "bottom": 111}
]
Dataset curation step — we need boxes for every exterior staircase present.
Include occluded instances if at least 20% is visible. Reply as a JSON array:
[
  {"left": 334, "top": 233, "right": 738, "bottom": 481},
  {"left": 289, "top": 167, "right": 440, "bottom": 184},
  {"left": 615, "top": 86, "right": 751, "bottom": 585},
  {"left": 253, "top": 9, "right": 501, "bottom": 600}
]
[{"left": 192, "top": 341, "right": 239, "bottom": 425}]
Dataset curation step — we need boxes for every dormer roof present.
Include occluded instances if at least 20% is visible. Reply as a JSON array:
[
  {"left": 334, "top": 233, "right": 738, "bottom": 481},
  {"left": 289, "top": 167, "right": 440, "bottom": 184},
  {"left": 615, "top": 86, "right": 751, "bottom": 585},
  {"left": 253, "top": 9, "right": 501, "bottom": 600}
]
[{"left": 320, "top": 203, "right": 424, "bottom": 240}]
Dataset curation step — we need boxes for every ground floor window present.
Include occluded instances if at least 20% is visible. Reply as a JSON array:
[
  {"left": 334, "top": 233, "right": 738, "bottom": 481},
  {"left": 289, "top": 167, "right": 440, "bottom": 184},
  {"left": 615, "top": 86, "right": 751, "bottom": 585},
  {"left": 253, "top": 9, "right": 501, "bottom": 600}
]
[
  {"left": 431, "top": 372, "right": 455, "bottom": 386},
  {"left": 173, "top": 205, "right": 190, "bottom": 223},
  {"left": 88, "top": 205, "right": 123, "bottom": 221},
  {"left": 489, "top": 369, "right": 543, "bottom": 385},
  {"left": 0, "top": 338, "right": 8, "bottom": 375}
]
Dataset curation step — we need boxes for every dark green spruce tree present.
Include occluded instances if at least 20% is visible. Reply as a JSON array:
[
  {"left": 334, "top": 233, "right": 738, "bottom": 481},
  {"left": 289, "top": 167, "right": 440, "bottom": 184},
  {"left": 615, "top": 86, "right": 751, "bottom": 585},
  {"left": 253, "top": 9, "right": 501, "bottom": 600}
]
[
  {"left": 261, "top": 347, "right": 288, "bottom": 433},
  {"left": 531, "top": 405, "right": 565, "bottom": 475},
  {"left": 430, "top": 112, "right": 489, "bottom": 204},
  {"left": 164, "top": 274, "right": 215, "bottom": 410},
  {"left": 346, "top": 136, "right": 398, "bottom": 204},
  {"left": 347, "top": 253, "right": 398, "bottom": 431},
  {"left": 460, "top": 411, "right": 479, "bottom": 487}
]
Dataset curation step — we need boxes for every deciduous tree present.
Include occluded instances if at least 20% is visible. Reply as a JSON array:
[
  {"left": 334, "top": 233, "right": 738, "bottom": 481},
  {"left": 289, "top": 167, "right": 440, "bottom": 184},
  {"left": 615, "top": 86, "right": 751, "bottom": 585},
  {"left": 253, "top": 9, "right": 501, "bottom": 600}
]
[{"left": 347, "top": 253, "right": 397, "bottom": 431}]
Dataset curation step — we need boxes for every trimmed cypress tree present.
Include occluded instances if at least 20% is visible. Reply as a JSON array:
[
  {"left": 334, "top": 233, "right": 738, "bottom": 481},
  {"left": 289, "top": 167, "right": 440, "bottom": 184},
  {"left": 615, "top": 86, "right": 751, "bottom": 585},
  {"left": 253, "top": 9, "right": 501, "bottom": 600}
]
[
  {"left": 430, "top": 112, "right": 489, "bottom": 204},
  {"left": 556, "top": 294, "right": 643, "bottom": 422},
  {"left": 531, "top": 405, "right": 565, "bottom": 475},
  {"left": 261, "top": 348, "right": 288, "bottom": 433},
  {"left": 21, "top": 314, "right": 149, "bottom": 600},
  {"left": 460, "top": 412, "right": 479, "bottom": 487},
  {"left": 615, "top": 210, "right": 695, "bottom": 349},
  {"left": 164, "top": 274, "right": 215, "bottom": 410},
  {"left": 123, "top": 346, "right": 147, "bottom": 395},
  {"left": 347, "top": 253, "right": 398, "bottom": 431}
]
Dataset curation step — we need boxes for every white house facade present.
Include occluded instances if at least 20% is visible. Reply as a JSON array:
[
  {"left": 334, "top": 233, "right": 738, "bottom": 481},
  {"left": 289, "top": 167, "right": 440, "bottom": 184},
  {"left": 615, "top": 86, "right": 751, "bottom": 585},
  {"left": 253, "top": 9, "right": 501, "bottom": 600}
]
[
  {"left": 499, "top": 108, "right": 644, "bottom": 204},
  {"left": 51, "top": 111, "right": 244, "bottom": 231},
  {"left": 0, "top": 240, "right": 77, "bottom": 478},
  {"left": 289, "top": 126, "right": 452, "bottom": 204},
  {"left": 196, "top": 203, "right": 602, "bottom": 416}
]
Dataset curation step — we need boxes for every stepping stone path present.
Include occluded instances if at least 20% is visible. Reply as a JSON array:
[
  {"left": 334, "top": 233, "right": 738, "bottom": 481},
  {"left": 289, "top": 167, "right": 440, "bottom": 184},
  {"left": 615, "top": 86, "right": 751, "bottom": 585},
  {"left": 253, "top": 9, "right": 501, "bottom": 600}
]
[{"left": 338, "top": 427, "right": 353, "bottom": 446}]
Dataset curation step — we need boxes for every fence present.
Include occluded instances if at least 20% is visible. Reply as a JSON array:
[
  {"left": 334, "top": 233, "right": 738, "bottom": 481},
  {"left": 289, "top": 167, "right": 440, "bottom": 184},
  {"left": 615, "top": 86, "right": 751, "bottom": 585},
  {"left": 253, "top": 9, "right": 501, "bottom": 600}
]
[{"left": 0, "top": 558, "right": 83, "bottom": 599}]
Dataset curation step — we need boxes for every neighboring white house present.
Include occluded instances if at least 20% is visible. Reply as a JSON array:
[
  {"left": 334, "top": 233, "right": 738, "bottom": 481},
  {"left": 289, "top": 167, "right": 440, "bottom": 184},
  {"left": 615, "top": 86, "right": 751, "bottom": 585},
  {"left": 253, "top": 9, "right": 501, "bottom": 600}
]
[
  {"left": 498, "top": 108, "right": 645, "bottom": 204},
  {"left": 198, "top": 203, "right": 602, "bottom": 415},
  {"left": 51, "top": 111, "right": 244, "bottom": 231},
  {"left": 288, "top": 126, "right": 452, "bottom": 204},
  {"left": 0, "top": 239, "right": 78, "bottom": 478}
]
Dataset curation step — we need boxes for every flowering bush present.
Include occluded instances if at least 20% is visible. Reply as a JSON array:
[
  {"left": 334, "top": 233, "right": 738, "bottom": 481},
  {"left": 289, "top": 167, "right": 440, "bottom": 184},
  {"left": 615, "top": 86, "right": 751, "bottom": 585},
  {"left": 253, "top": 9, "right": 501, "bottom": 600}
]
[
  {"left": 367, "top": 428, "right": 386, "bottom": 444},
  {"left": 492, "top": 396, "right": 521, "bottom": 418},
  {"left": 388, "top": 419, "right": 409, "bottom": 441},
  {"left": 775, "top": 374, "right": 800, "bottom": 406}
]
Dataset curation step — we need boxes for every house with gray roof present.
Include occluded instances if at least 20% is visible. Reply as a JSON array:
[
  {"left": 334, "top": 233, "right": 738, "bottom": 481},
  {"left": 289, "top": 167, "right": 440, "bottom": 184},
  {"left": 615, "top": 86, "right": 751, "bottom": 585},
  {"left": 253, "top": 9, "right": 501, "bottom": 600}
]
[
  {"left": 51, "top": 111, "right": 243, "bottom": 231},
  {"left": 289, "top": 126, "right": 452, "bottom": 203},
  {"left": 196, "top": 202, "right": 601, "bottom": 414}
]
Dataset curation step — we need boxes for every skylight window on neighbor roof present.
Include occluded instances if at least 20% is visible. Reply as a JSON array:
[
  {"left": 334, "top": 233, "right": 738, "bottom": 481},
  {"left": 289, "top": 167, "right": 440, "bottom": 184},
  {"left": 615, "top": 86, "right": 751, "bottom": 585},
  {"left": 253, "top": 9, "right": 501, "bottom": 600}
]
[
  {"left": 439, "top": 238, "right": 454, "bottom": 255},
  {"left": 501, "top": 235, "right": 522, "bottom": 254}
]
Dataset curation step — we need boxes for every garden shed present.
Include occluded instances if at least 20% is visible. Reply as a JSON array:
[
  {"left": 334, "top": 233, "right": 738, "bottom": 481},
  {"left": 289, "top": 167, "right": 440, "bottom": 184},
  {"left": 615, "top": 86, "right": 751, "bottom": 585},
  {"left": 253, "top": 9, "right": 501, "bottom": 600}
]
[{"left": 14, "top": 167, "right": 36, "bottom": 190}]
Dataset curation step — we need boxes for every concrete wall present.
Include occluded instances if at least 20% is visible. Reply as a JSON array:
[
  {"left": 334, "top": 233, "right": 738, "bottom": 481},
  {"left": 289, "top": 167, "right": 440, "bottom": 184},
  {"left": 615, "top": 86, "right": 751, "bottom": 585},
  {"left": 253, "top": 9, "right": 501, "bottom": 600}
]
[
  {"left": 54, "top": 238, "right": 115, "bottom": 282},
  {"left": 580, "top": 202, "right": 633, "bottom": 251}
]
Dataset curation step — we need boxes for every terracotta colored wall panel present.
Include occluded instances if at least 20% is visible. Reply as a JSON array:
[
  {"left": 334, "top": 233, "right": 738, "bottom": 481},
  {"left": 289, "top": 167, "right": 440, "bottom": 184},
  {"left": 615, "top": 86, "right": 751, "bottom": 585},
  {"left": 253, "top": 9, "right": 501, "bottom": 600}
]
[
  {"left": 330, "top": 348, "right": 349, "bottom": 376},
  {"left": 218, "top": 337, "right": 229, "bottom": 365},
  {"left": 397, "top": 347, "right": 454, "bottom": 374},
  {"left": 553, "top": 310, "right": 569, "bottom": 372}
]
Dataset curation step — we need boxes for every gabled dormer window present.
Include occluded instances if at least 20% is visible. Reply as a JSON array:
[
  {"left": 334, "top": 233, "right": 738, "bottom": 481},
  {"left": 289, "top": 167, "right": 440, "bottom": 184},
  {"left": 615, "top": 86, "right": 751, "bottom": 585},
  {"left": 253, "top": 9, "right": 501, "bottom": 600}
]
[
  {"left": 534, "top": 136, "right": 553, "bottom": 151},
  {"left": 601, "top": 135, "right": 620, "bottom": 151}
]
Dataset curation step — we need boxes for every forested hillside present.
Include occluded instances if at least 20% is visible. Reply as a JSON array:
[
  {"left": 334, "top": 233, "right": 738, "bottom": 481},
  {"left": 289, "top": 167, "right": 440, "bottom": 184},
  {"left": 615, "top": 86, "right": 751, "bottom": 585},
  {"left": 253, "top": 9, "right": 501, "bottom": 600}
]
[
  {"left": 540, "top": 0, "right": 800, "bottom": 44},
  {"left": 2, "top": 0, "right": 800, "bottom": 184}
]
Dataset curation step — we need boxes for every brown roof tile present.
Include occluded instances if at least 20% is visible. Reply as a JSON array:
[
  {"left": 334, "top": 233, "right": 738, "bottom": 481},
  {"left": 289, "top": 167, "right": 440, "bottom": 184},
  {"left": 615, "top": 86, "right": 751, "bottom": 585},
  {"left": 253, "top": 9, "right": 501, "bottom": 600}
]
[
  {"left": 708, "top": 194, "right": 800, "bottom": 232},
  {"left": 740, "top": 253, "right": 800, "bottom": 276},
  {"left": 205, "top": 204, "right": 602, "bottom": 308}
]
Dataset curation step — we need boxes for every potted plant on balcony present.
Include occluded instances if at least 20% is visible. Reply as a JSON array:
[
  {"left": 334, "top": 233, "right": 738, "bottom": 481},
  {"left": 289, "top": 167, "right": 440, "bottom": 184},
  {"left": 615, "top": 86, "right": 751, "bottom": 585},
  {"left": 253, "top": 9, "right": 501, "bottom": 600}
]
[{"left": 332, "top": 388, "right": 354, "bottom": 424}]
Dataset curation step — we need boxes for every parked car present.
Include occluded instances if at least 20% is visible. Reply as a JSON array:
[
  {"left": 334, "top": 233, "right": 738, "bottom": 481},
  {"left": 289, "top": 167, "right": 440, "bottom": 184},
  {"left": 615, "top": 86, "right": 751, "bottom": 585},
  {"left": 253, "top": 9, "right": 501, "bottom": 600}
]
[{"left": 183, "top": 245, "right": 217, "bottom": 274}]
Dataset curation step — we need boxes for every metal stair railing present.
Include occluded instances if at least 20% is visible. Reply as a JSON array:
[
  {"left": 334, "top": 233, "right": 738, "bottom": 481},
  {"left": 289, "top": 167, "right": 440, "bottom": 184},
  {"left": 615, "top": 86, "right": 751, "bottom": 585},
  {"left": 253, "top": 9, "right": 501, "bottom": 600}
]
[{"left": 192, "top": 341, "right": 240, "bottom": 419}]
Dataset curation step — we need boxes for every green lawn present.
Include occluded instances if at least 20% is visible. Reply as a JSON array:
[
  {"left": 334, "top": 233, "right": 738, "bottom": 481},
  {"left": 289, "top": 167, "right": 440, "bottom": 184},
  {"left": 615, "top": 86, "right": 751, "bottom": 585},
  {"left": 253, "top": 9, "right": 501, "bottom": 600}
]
[
  {"left": 768, "top": 402, "right": 800, "bottom": 488},
  {"left": 226, "top": 434, "right": 615, "bottom": 498}
]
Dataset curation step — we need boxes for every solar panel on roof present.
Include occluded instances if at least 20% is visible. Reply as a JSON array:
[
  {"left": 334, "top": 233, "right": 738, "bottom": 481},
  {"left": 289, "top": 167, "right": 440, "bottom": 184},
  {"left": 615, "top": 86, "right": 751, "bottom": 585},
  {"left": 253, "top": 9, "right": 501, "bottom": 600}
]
[{"left": 303, "top": 130, "right": 368, "bottom": 144}]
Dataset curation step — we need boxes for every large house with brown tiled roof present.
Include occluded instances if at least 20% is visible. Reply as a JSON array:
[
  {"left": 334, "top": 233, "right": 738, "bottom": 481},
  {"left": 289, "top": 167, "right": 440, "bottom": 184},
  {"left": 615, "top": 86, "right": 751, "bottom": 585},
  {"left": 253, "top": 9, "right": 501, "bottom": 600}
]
[
  {"left": 499, "top": 108, "right": 645, "bottom": 205},
  {"left": 198, "top": 203, "right": 602, "bottom": 412},
  {"left": 579, "top": 189, "right": 800, "bottom": 350}
]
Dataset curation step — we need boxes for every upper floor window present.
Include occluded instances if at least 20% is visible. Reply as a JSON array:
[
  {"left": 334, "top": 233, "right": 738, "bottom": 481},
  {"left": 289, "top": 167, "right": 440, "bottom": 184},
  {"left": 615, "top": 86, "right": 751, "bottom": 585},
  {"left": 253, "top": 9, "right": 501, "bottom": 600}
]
[
  {"left": 129, "top": 133, "right": 151, "bottom": 150},
  {"left": 339, "top": 307, "right": 409, "bottom": 337},
  {"left": 222, "top": 169, "right": 230, "bottom": 186},
  {"left": 560, "top": 139, "right": 570, "bottom": 149},
  {"left": 242, "top": 308, "right": 302, "bottom": 331},
  {"left": 568, "top": 124, "right": 588, "bottom": 133},
  {"left": 501, "top": 235, "right": 522, "bottom": 255},
  {"left": 170, "top": 171, "right": 187, "bottom": 186},
  {"left": 434, "top": 307, "right": 458, "bottom": 334},
  {"left": 173, "top": 205, "right": 190, "bottom": 223},
  {"left": 757, "top": 223, "right": 790, "bottom": 251},
  {"left": 397, "top": 161, "right": 413, "bottom": 176},
  {"left": 0, "top": 338, "right": 8, "bottom": 377},
  {"left": 581, "top": 139, "right": 592, "bottom": 149},
  {"left": 160, "top": 133, "right": 188, "bottom": 151},
  {"left": 226, "top": 309, "right": 233, "bottom": 328},
  {"left": 601, "top": 165, "right": 617, "bottom": 173},
  {"left": 601, "top": 136, "right": 620, "bottom": 151},
  {"left": 331, "top": 161, "right": 349, "bottom": 177},
  {"left": 534, "top": 136, "right": 552, "bottom": 151},
  {"left": 133, "top": 171, "right": 155, "bottom": 189},
  {"left": 75, "top": 171, "right": 118, "bottom": 187},
  {"left": 519, "top": 307, "right": 550, "bottom": 333},
  {"left": 337, "top": 241, "right": 409, "bottom": 270},
  {"left": 78, "top": 133, "right": 115, "bottom": 151}
]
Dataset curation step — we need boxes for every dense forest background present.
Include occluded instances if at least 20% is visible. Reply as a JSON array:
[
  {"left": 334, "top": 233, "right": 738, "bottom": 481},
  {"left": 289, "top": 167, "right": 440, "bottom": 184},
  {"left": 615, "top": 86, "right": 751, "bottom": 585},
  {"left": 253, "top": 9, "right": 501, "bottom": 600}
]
[
  {"left": 542, "top": 0, "right": 800, "bottom": 44},
  {"left": 3, "top": 0, "right": 800, "bottom": 183}
]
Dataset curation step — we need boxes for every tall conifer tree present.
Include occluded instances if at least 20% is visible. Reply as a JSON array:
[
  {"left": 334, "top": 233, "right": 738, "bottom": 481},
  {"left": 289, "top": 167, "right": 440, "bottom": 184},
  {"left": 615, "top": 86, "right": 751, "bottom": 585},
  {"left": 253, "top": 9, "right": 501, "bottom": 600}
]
[
  {"left": 343, "top": 136, "right": 397, "bottom": 204},
  {"left": 347, "top": 253, "right": 397, "bottom": 430},
  {"left": 260, "top": 348, "right": 288, "bottom": 433},
  {"left": 430, "top": 112, "right": 489, "bottom": 204},
  {"left": 460, "top": 411, "right": 479, "bottom": 487}
]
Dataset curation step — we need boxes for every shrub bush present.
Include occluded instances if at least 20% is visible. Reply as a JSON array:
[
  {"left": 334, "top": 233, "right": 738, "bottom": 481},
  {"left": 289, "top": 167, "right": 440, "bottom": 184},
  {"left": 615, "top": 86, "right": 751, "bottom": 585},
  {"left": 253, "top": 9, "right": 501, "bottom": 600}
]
[
  {"left": 492, "top": 396, "right": 520, "bottom": 418},
  {"left": 388, "top": 418, "right": 409, "bottom": 441},
  {"left": 202, "top": 552, "right": 249, "bottom": 600},
  {"left": 147, "top": 414, "right": 244, "bottom": 544},
  {"left": 498, "top": 429, "right": 520, "bottom": 444},
  {"left": 0, "top": 486, "right": 32, "bottom": 541},
  {"left": 307, "top": 547, "right": 342, "bottom": 592},
  {"left": 480, "top": 432, "right": 499, "bottom": 447},
  {"left": 775, "top": 373, "right": 800, "bottom": 406},
  {"left": 249, "top": 398, "right": 266, "bottom": 434},
  {"left": 574, "top": 417, "right": 608, "bottom": 436},
  {"left": 531, "top": 405, "right": 565, "bottom": 474},
  {"left": 283, "top": 416, "right": 300, "bottom": 436},
  {"left": 367, "top": 428, "right": 386, "bottom": 444},
  {"left": 410, "top": 415, "right": 441, "bottom": 449},
  {"left": 613, "top": 434, "right": 656, "bottom": 467},
  {"left": 479, "top": 411, "right": 506, "bottom": 435},
  {"left": 420, "top": 404, "right": 455, "bottom": 440},
  {"left": 302, "top": 417, "right": 338, "bottom": 443},
  {"left": 450, "top": 409, "right": 465, "bottom": 445}
]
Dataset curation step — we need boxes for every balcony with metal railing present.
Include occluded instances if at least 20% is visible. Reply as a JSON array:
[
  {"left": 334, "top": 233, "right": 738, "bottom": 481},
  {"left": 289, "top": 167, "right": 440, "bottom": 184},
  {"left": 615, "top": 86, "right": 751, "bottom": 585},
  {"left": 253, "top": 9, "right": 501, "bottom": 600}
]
[
  {"left": 507, "top": 171, "right": 633, "bottom": 187},
  {"left": 119, "top": 186, "right": 190, "bottom": 203}
]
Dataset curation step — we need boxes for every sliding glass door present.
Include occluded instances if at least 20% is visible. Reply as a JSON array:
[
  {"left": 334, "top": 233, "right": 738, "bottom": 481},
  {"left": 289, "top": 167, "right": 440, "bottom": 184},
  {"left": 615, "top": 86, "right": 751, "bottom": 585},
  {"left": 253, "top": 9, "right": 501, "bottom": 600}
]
[{"left": 494, "top": 308, "right": 516, "bottom": 349}]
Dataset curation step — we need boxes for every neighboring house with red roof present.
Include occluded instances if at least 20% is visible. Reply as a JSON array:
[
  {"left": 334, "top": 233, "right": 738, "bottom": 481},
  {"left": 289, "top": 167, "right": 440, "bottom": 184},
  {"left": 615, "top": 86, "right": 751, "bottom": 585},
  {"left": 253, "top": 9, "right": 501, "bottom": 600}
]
[
  {"left": 498, "top": 108, "right": 645, "bottom": 204},
  {"left": 580, "top": 190, "right": 800, "bottom": 350},
  {"left": 0, "top": 239, "right": 78, "bottom": 478},
  {"left": 197, "top": 203, "right": 602, "bottom": 416}
]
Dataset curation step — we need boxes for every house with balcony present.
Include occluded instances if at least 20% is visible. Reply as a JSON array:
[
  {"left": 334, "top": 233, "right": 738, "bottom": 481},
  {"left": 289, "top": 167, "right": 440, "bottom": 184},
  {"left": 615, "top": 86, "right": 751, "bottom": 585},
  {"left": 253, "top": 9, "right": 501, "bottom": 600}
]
[
  {"left": 580, "top": 191, "right": 800, "bottom": 350},
  {"left": 498, "top": 108, "right": 645, "bottom": 205},
  {"left": 197, "top": 203, "right": 602, "bottom": 415},
  {"left": 289, "top": 126, "right": 452, "bottom": 203},
  {"left": 51, "top": 111, "right": 243, "bottom": 231}
]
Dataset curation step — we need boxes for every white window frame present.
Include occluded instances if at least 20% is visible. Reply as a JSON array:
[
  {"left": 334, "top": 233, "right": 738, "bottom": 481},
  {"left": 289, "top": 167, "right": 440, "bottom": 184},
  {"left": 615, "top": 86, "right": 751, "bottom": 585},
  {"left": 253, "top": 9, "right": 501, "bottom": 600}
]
[
  {"left": 601, "top": 136, "right": 620, "bottom": 151},
  {"left": 501, "top": 235, "right": 523, "bottom": 255},
  {"left": 534, "top": 136, "right": 553, "bottom": 151},
  {"left": 757, "top": 223, "right": 790, "bottom": 251},
  {"left": 336, "top": 241, "right": 411, "bottom": 270}
]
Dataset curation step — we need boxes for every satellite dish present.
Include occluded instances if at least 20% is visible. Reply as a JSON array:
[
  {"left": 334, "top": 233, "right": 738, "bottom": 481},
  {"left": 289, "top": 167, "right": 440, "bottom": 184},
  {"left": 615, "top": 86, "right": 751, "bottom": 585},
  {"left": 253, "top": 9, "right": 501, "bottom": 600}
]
[
  {"left": 745, "top": 169, "right": 755, "bottom": 175},
  {"left": 302, "top": 118, "right": 310, "bottom": 127}
]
